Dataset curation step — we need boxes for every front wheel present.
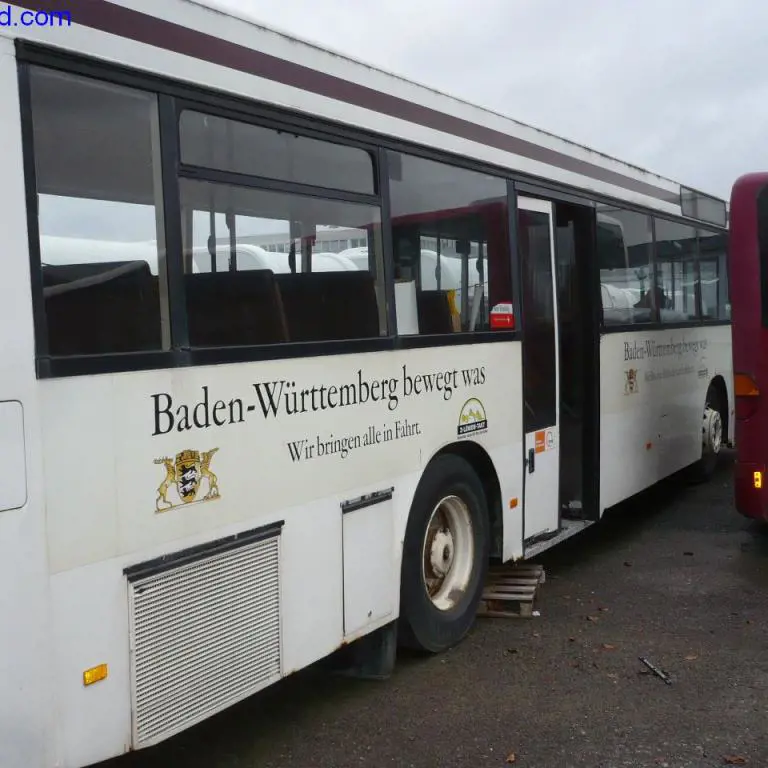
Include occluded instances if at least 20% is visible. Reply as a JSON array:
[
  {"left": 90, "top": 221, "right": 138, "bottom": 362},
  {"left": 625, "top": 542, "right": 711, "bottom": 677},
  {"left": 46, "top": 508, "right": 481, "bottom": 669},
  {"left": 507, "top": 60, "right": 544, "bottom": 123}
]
[{"left": 398, "top": 453, "right": 490, "bottom": 653}]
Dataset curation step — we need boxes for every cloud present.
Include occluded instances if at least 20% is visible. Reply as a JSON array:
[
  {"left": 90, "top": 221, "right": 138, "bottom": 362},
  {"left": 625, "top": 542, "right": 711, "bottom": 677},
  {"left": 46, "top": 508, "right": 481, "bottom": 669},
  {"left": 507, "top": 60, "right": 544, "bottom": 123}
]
[{"left": 215, "top": 0, "right": 768, "bottom": 198}]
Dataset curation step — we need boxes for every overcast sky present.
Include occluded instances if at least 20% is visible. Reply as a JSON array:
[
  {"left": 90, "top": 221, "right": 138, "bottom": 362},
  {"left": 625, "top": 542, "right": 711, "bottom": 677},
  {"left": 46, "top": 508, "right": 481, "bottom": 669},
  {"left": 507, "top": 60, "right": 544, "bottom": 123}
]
[{"left": 211, "top": 0, "right": 766, "bottom": 201}]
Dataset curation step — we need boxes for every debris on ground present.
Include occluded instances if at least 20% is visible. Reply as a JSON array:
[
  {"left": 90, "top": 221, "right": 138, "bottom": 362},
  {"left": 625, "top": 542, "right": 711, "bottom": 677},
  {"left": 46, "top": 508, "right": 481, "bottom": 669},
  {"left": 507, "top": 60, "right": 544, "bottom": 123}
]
[{"left": 639, "top": 657, "right": 673, "bottom": 685}]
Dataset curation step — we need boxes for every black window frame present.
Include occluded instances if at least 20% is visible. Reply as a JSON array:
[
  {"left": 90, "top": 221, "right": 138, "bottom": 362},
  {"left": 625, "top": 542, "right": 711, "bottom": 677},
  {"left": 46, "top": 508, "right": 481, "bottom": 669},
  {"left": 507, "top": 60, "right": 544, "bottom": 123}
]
[
  {"left": 16, "top": 41, "right": 728, "bottom": 380},
  {"left": 172, "top": 95, "right": 390, "bottom": 366},
  {"left": 595, "top": 203, "right": 731, "bottom": 335},
  {"left": 652, "top": 215, "right": 701, "bottom": 325},
  {"left": 385, "top": 147, "right": 516, "bottom": 339},
  {"left": 595, "top": 204, "right": 657, "bottom": 330},
  {"left": 17, "top": 45, "right": 521, "bottom": 380}
]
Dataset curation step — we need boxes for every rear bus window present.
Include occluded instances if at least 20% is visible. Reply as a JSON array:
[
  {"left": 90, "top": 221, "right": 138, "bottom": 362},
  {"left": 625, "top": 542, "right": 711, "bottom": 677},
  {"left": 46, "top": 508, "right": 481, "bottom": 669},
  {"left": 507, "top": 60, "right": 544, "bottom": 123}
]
[{"left": 28, "top": 66, "right": 168, "bottom": 357}]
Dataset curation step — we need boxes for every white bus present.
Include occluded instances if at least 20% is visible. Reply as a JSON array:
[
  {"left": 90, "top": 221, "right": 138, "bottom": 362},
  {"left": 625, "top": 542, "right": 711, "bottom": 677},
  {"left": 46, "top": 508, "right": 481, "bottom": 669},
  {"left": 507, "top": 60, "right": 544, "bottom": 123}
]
[{"left": 1, "top": 2, "right": 732, "bottom": 766}]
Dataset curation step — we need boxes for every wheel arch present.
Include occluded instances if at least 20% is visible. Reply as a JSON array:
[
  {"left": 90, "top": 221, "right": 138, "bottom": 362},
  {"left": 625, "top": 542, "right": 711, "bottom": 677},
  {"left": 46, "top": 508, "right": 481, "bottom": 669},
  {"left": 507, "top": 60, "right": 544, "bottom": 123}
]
[
  {"left": 708, "top": 373, "right": 729, "bottom": 443},
  {"left": 428, "top": 440, "right": 503, "bottom": 559}
]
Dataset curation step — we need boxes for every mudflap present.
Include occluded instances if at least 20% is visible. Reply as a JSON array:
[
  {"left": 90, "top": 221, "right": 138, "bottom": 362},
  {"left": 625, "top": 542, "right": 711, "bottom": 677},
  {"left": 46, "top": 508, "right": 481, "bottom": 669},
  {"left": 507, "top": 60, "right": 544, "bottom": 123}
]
[{"left": 326, "top": 620, "right": 398, "bottom": 681}]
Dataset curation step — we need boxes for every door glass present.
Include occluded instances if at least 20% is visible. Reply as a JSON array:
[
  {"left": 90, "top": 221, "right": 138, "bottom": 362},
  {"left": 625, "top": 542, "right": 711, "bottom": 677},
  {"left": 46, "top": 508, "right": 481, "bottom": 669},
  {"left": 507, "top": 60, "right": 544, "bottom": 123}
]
[{"left": 520, "top": 209, "right": 556, "bottom": 432}]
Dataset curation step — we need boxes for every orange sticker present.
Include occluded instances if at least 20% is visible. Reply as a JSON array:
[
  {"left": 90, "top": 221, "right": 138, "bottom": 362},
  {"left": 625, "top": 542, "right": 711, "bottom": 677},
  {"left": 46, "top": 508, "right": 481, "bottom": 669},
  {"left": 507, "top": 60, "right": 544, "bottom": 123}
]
[{"left": 534, "top": 430, "right": 546, "bottom": 453}]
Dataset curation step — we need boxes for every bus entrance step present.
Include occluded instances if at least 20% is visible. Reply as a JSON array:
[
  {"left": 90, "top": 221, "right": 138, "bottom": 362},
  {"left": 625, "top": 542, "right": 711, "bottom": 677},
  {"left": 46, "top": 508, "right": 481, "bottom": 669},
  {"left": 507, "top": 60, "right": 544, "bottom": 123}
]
[{"left": 477, "top": 563, "right": 545, "bottom": 619}]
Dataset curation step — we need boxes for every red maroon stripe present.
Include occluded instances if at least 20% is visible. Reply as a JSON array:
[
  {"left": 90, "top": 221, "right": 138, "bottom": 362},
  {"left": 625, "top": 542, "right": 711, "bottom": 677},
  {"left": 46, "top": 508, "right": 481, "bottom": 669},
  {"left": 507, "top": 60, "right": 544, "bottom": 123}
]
[{"left": 15, "top": 0, "right": 677, "bottom": 203}]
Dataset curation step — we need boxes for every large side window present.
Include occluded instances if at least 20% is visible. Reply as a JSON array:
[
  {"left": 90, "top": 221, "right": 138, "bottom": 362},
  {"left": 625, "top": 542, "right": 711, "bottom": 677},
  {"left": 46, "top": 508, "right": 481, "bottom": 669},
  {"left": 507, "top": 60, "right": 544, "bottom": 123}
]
[
  {"left": 697, "top": 229, "right": 730, "bottom": 321},
  {"left": 596, "top": 206, "right": 655, "bottom": 326},
  {"left": 28, "top": 67, "right": 168, "bottom": 357},
  {"left": 178, "top": 111, "right": 385, "bottom": 347},
  {"left": 654, "top": 218, "right": 699, "bottom": 322},
  {"left": 387, "top": 151, "right": 512, "bottom": 335}
]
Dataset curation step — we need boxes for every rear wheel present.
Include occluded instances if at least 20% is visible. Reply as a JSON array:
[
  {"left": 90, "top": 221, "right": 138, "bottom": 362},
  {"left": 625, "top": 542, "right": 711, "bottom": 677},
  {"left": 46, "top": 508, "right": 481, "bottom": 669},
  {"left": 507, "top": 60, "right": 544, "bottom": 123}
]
[
  {"left": 398, "top": 454, "right": 490, "bottom": 653},
  {"left": 687, "top": 382, "right": 724, "bottom": 483}
]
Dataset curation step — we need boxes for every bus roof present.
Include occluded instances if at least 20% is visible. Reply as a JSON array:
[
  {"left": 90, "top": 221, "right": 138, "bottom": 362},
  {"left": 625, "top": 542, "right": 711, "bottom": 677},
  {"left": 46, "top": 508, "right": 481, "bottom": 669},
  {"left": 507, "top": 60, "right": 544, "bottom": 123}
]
[{"left": 8, "top": 0, "right": 726, "bottom": 226}]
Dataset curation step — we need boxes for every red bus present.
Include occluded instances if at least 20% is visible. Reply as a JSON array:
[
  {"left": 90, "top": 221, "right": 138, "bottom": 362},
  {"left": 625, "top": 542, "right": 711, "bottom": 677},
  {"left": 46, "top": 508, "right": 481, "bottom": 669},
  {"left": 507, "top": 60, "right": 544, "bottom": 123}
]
[{"left": 729, "top": 173, "right": 768, "bottom": 520}]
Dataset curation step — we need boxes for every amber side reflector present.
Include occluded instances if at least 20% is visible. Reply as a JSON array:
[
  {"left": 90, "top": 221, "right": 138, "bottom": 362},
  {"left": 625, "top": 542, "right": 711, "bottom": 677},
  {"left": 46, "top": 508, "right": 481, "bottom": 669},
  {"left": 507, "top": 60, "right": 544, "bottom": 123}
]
[
  {"left": 509, "top": 497, "right": 518, "bottom": 509},
  {"left": 754, "top": 471, "right": 763, "bottom": 489},
  {"left": 734, "top": 372, "right": 760, "bottom": 397},
  {"left": 83, "top": 664, "right": 108, "bottom": 686}
]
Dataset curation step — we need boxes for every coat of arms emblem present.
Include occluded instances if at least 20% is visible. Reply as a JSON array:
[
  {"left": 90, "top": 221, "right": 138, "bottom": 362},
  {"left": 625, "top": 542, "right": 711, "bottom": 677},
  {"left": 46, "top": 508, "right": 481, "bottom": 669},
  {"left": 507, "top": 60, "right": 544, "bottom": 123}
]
[
  {"left": 154, "top": 448, "right": 220, "bottom": 513},
  {"left": 624, "top": 368, "right": 638, "bottom": 395}
]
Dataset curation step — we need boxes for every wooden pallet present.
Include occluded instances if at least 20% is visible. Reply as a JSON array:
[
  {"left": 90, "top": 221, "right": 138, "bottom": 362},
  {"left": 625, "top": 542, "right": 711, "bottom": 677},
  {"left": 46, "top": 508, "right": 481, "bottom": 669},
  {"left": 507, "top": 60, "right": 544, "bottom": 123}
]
[{"left": 477, "top": 563, "right": 545, "bottom": 618}]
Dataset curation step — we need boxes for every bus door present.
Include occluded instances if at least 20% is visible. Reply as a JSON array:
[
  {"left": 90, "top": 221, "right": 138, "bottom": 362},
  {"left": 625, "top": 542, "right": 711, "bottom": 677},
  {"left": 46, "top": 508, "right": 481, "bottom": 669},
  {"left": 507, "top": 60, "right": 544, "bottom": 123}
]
[{"left": 518, "top": 197, "right": 560, "bottom": 540}]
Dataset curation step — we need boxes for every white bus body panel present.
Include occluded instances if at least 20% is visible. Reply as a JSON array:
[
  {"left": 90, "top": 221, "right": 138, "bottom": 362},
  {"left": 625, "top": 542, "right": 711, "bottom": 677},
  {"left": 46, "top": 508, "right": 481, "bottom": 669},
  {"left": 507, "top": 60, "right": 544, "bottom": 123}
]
[
  {"left": 1, "top": 1, "right": 683, "bottom": 217},
  {"left": 39, "top": 342, "right": 524, "bottom": 766},
  {"left": 0, "top": 4, "right": 732, "bottom": 766},
  {"left": 0, "top": 39, "right": 54, "bottom": 768},
  {"left": 600, "top": 325, "right": 733, "bottom": 510}
]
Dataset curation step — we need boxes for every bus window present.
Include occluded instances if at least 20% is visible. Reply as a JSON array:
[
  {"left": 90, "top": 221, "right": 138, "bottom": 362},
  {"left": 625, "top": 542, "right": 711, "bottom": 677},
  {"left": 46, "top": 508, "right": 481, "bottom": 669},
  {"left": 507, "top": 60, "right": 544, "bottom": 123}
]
[
  {"left": 597, "top": 207, "right": 654, "bottom": 326},
  {"left": 654, "top": 218, "right": 699, "bottom": 322},
  {"left": 697, "top": 229, "right": 730, "bottom": 321},
  {"left": 179, "top": 179, "right": 385, "bottom": 347},
  {"left": 28, "top": 66, "right": 168, "bottom": 356},
  {"left": 386, "top": 151, "right": 512, "bottom": 335},
  {"left": 180, "top": 109, "right": 376, "bottom": 196}
]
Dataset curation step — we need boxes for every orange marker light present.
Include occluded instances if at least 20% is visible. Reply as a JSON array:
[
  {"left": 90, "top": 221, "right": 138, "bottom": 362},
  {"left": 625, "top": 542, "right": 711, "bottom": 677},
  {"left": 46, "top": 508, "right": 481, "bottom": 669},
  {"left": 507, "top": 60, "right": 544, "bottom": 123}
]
[
  {"left": 83, "top": 664, "right": 108, "bottom": 686},
  {"left": 754, "top": 471, "right": 763, "bottom": 489},
  {"left": 735, "top": 373, "right": 760, "bottom": 397}
]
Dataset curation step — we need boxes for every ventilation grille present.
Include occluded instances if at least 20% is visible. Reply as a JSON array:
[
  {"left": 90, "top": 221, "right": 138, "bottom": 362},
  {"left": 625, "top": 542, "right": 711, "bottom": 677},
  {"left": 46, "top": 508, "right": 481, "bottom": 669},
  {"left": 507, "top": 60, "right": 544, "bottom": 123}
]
[{"left": 127, "top": 531, "right": 282, "bottom": 747}]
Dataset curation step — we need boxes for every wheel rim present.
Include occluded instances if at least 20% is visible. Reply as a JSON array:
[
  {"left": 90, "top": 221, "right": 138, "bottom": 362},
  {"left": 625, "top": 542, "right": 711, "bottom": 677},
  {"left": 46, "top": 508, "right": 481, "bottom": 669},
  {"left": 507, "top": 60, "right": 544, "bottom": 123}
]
[
  {"left": 702, "top": 404, "right": 722, "bottom": 455},
  {"left": 421, "top": 494, "right": 475, "bottom": 611}
]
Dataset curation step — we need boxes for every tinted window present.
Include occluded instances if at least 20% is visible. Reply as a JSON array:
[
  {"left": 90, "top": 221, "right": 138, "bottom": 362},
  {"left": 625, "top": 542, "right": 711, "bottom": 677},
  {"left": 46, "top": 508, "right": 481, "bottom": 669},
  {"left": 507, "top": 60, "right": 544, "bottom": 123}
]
[
  {"left": 29, "top": 66, "right": 167, "bottom": 357},
  {"left": 597, "top": 206, "right": 654, "bottom": 325},
  {"left": 387, "top": 151, "right": 512, "bottom": 335},
  {"left": 654, "top": 218, "right": 699, "bottom": 322},
  {"left": 520, "top": 209, "right": 556, "bottom": 431},
  {"left": 180, "top": 179, "right": 385, "bottom": 347},
  {"left": 179, "top": 111, "right": 375, "bottom": 195},
  {"left": 697, "top": 229, "right": 730, "bottom": 320}
]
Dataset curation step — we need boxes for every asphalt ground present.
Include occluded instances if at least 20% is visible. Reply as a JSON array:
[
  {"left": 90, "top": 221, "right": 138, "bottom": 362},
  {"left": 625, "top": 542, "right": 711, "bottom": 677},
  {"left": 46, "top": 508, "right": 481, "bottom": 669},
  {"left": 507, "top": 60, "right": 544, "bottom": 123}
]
[{"left": 108, "top": 450, "right": 768, "bottom": 768}]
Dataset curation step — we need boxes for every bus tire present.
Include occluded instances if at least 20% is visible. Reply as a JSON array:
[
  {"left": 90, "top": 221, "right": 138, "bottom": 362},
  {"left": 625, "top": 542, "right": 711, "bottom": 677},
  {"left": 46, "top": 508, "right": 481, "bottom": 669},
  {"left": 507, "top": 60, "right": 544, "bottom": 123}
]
[
  {"left": 398, "top": 453, "right": 490, "bottom": 653},
  {"left": 687, "top": 382, "right": 725, "bottom": 484}
]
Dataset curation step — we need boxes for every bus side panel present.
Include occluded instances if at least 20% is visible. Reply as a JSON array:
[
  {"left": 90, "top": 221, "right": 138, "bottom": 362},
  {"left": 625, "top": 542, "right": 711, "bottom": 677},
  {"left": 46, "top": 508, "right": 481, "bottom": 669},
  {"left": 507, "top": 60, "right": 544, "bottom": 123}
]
[
  {"left": 599, "top": 326, "right": 730, "bottom": 510},
  {"left": 39, "top": 342, "right": 522, "bottom": 764},
  {"left": 499, "top": 341, "right": 524, "bottom": 561},
  {"left": 0, "top": 42, "right": 55, "bottom": 768}
]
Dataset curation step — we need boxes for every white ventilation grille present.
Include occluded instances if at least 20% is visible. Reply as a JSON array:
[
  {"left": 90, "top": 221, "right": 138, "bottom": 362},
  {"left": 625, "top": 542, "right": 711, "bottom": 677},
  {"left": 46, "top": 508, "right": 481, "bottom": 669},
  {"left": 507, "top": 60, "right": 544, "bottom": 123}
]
[{"left": 127, "top": 528, "right": 282, "bottom": 747}]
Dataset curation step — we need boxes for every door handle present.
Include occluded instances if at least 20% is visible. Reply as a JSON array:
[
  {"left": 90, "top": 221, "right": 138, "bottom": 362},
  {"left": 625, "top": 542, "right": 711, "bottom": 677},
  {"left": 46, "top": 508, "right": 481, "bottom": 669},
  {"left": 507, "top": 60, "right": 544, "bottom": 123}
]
[{"left": 528, "top": 447, "right": 535, "bottom": 473}]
